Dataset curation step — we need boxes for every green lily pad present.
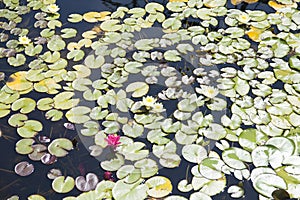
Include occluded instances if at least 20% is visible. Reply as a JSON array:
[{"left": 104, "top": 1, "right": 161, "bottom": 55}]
[
  {"left": 8, "top": 113, "right": 28, "bottom": 127},
  {"left": 37, "top": 98, "right": 54, "bottom": 111},
  {"left": 68, "top": 13, "right": 83, "bottom": 23},
  {"left": 66, "top": 106, "right": 91, "bottom": 124},
  {"left": 0, "top": 103, "right": 10, "bottom": 118},
  {"left": 27, "top": 194, "right": 46, "bottom": 200},
  {"left": 53, "top": 92, "right": 79, "bottom": 110},
  {"left": 145, "top": 2, "right": 164, "bottom": 14},
  {"left": 61, "top": 28, "right": 77, "bottom": 38},
  {"left": 146, "top": 176, "right": 172, "bottom": 198},
  {"left": 182, "top": 144, "right": 207, "bottom": 164},
  {"left": 116, "top": 165, "right": 141, "bottom": 184},
  {"left": 67, "top": 49, "right": 84, "bottom": 61},
  {"left": 81, "top": 121, "right": 99, "bottom": 136},
  {"left": 11, "top": 98, "right": 36, "bottom": 114},
  {"left": 48, "top": 138, "right": 73, "bottom": 157},
  {"left": 112, "top": 179, "right": 148, "bottom": 200},
  {"left": 134, "top": 159, "right": 158, "bottom": 178},
  {"left": 222, "top": 147, "right": 252, "bottom": 170},
  {"left": 47, "top": 36, "right": 66, "bottom": 51},
  {"left": 7, "top": 54, "right": 26, "bottom": 67},
  {"left": 253, "top": 173, "right": 287, "bottom": 198},
  {"left": 45, "top": 109, "right": 63, "bottom": 121},
  {"left": 52, "top": 176, "right": 75, "bottom": 193},
  {"left": 84, "top": 54, "right": 105, "bottom": 69},
  {"left": 126, "top": 82, "right": 149, "bottom": 98},
  {"left": 101, "top": 153, "right": 124, "bottom": 171},
  {"left": 17, "top": 120, "right": 43, "bottom": 138},
  {"left": 199, "top": 157, "right": 224, "bottom": 179},
  {"left": 100, "top": 20, "right": 122, "bottom": 32},
  {"left": 95, "top": 180, "right": 115, "bottom": 199},
  {"left": 16, "top": 138, "right": 34, "bottom": 154}
]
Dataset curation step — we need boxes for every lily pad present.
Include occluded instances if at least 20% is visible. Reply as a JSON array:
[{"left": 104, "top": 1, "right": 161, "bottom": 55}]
[
  {"left": 75, "top": 173, "right": 99, "bottom": 192},
  {"left": 52, "top": 176, "right": 75, "bottom": 193},
  {"left": 14, "top": 161, "right": 34, "bottom": 176},
  {"left": 17, "top": 120, "right": 43, "bottom": 138},
  {"left": 48, "top": 138, "right": 73, "bottom": 157},
  {"left": 15, "top": 138, "right": 34, "bottom": 155},
  {"left": 11, "top": 98, "right": 36, "bottom": 114},
  {"left": 7, "top": 71, "right": 33, "bottom": 92},
  {"left": 112, "top": 179, "right": 148, "bottom": 200},
  {"left": 126, "top": 82, "right": 149, "bottom": 98}
]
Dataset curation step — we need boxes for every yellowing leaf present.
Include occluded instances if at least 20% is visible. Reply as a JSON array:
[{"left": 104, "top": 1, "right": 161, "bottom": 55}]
[
  {"left": 245, "top": 26, "right": 264, "bottom": 42},
  {"left": 268, "top": 1, "right": 297, "bottom": 10},
  {"left": 7, "top": 71, "right": 33, "bottom": 92}
]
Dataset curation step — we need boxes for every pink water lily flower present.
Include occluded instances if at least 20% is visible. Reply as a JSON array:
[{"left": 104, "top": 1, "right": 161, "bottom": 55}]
[{"left": 105, "top": 134, "right": 121, "bottom": 148}]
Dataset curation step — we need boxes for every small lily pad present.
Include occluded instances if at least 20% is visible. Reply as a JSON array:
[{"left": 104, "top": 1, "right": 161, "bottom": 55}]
[
  {"left": 15, "top": 161, "right": 34, "bottom": 176},
  {"left": 126, "top": 82, "right": 149, "bottom": 98},
  {"left": 48, "top": 138, "right": 73, "bottom": 157},
  {"left": 16, "top": 138, "right": 34, "bottom": 155},
  {"left": 75, "top": 173, "right": 99, "bottom": 192},
  {"left": 7, "top": 71, "right": 33, "bottom": 92},
  {"left": 11, "top": 98, "right": 36, "bottom": 114},
  {"left": 146, "top": 176, "right": 172, "bottom": 198},
  {"left": 52, "top": 176, "right": 75, "bottom": 193},
  {"left": 17, "top": 120, "right": 43, "bottom": 138}
]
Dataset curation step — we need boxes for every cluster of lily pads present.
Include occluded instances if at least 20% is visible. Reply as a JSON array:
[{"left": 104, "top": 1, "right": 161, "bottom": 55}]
[{"left": 2, "top": 0, "right": 300, "bottom": 199}]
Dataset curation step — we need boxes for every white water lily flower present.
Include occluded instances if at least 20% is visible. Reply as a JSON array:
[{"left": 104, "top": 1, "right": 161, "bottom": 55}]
[
  {"left": 142, "top": 96, "right": 157, "bottom": 107},
  {"left": 151, "top": 102, "right": 165, "bottom": 113},
  {"left": 18, "top": 36, "right": 31, "bottom": 45},
  {"left": 196, "top": 85, "right": 219, "bottom": 98},
  {"left": 47, "top": 4, "right": 60, "bottom": 13}
]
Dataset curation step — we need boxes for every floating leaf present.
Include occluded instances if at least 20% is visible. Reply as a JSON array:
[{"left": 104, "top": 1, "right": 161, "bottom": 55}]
[
  {"left": 146, "top": 176, "right": 172, "bottom": 198},
  {"left": 67, "top": 13, "right": 83, "bottom": 23},
  {"left": 182, "top": 144, "right": 207, "bottom": 164},
  {"left": 48, "top": 138, "right": 73, "bottom": 157},
  {"left": 15, "top": 138, "right": 34, "bottom": 155},
  {"left": 126, "top": 82, "right": 149, "bottom": 97},
  {"left": 17, "top": 120, "right": 42, "bottom": 138},
  {"left": 52, "top": 176, "right": 75, "bottom": 193},
  {"left": 100, "top": 20, "right": 122, "bottom": 31},
  {"left": 66, "top": 106, "right": 91, "bottom": 124},
  {"left": 112, "top": 179, "right": 148, "bottom": 200},
  {"left": 14, "top": 161, "right": 34, "bottom": 176},
  {"left": 7, "top": 71, "right": 33, "bottom": 92},
  {"left": 11, "top": 98, "right": 36, "bottom": 114},
  {"left": 75, "top": 173, "right": 99, "bottom": 192}
]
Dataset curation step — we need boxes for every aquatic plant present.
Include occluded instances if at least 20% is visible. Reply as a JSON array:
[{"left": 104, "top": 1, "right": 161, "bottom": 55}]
[{"left": 1, "top": 0, "right": 300, "bottom": 199}]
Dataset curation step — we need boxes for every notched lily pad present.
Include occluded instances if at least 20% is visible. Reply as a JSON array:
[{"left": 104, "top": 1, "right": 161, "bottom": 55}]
[
  {"left": 15, "top": 161, "right": 34, "bottom": 176},
  {"left": 52, "top": 176, "right": 75, "bottom": 193},
  {"left": 48, "top": 138, "right": 73, "bottom": 157}
]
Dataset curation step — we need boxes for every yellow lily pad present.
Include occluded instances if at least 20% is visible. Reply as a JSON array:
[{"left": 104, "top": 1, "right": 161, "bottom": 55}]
[
  {"left": 146, "top": 176, "right": 173, "bottom": 198},
  {"left": 7, "top": 71, "right": 33, "bottom": 92}
]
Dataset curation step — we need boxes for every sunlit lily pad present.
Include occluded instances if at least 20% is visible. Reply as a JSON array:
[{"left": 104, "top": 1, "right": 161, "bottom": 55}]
[
  {"left": 126, "top": 82, "right": 149, "bottom": 98},
  {"left": 48, "top": 138, "right": 73, "bottom": 157},
  {"left": 66, "top": 106, "right": 91, "bottom": 124},
  {"left": 16, "top": 138, "right": 34, "bottom": 155},
  {"left": 11, "top": 98, "right": 36, "bottom": 114},
  {"left": 7, "top": 71, "right": 33, "bottom": 92},
  {"left": 17, "top": 120, "right": 43, "bottom": 138},
  {"left": 146, "top": 176, "right": 172, "bottom": 198},
  {"left": 112, "top": 179, "right": 148, "bottom": 200},
  {"left": 52, "top": 176, "right": 75, "bottom": 193}
]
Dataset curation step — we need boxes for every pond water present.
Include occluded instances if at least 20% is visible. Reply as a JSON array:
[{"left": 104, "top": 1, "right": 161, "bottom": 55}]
[{"left": 1, "top": 0, "right": 300, "bottom": 199}]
